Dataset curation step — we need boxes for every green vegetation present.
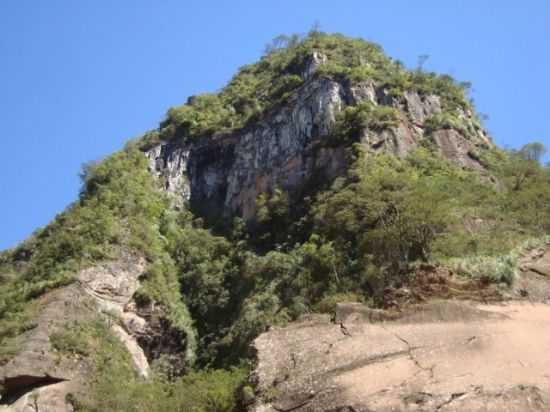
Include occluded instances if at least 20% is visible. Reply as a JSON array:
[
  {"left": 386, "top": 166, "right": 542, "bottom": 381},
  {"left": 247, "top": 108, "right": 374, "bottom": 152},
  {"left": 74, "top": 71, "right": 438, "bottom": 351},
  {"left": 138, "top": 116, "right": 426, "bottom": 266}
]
[
  {"left": 424, "top": 111, "right": 477, "bottom": 138},
  {"left": 226, "top": 143, "right": 550, "bottom": 315},
  {"left": 332, "top": 102, "right": 399, "bottom": 143},
  {"left": 143, "top": 31, "right": 473, "bottom": 147},
  {"left": 1, "top": 31, "right": 550, "bottom": 411},
  {"left": 52, "top": 320, "right": 247, "bottom": 412},
  {"left": 448, "top": 254, "right": 518, "bottom": 285},
  {"left": 314, "top": 292, "right": 363, "bottom": 313},
  {"left": 173, "top": 144, "right": 548, "bottom": 362},
  {"left": 0, "top": 148, "right": 195, "bottom": 365}
]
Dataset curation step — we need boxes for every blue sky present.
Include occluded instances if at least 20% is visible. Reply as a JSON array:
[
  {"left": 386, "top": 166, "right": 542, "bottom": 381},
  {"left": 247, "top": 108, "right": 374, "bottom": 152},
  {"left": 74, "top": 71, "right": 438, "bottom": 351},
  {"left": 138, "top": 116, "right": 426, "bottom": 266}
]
[{"left": 1, "top": 1, "right": 549, "bottom": 250}]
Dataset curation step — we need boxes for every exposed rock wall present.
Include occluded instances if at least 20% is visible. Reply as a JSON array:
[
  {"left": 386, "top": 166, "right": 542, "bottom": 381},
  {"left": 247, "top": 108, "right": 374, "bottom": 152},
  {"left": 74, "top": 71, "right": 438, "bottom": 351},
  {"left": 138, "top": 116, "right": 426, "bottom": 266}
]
[
  {"left": 146, "top": 143, "right": 191, "bottom": 209},
  {"left": 145, "top": 54, "right": 492, "bottom": 222},
  {"left": 79, "top": 256, "right": 151, "bottom": 378},
  {"left": 210, "top": 79, "right": 345, "bottom": 219},
  {"left": 147, "top": 76, "right": 348, "bottom": 221}
]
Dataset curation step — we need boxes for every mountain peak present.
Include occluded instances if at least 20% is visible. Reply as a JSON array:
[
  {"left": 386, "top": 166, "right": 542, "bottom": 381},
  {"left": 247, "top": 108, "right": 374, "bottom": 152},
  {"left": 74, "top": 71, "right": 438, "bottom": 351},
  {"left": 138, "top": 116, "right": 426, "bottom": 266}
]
[
  {"left": 143, "top": 32, "right": 493, "bottom": 223},
  {"left": 1, "top": 32, "right": 549, "bottom": 412}
]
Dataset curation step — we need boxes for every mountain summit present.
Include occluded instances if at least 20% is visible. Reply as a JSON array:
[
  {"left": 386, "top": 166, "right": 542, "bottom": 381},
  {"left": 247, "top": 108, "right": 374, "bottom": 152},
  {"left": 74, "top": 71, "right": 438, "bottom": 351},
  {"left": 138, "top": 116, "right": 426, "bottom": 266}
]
[{"left": 1, "top": 32, "right": 549, "bottom": 411}]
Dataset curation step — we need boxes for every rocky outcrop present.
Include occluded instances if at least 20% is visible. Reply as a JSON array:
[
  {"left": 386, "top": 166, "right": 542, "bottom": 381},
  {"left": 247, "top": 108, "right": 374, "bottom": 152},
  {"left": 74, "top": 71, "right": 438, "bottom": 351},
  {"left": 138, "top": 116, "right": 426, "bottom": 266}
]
[
  {"left": 145, "top": 56, "right": 348, "bottom": 220},
  {"left": 248, "top": 300, "right": 550, "bottom": 412},
  {"left": 513, "top": 242, "right": 550, "bottom": 303},
  {"left": 301, "top": 52, "right": 328, "bottom": 80},
  {"left": 79, "top": 256, "right": 151, "bottom": 378},
  {"left": 403, "top": 91, "right": 442, "bottom": 125},
  {"left": 123, "top": 299, "right": 190, "bottom": 374},
  {"left": 2, "top": 381, "right": 76, "bottom": 412},
  {"left": 0, "top": 254, "right": 154, "bottom": 411},
  {"left": 146, "top": 143, "right": 191, "bottom": 209},
  {"left": 214, "top": 77, "right": 346, "bottom": 221},
  {"left": 0, "top": 285, "right": 91, "bottom": 411},
  {"left": 145, "top": 53, "right": 493, "bottom": 222},
  {"left": 431, "top": 128, "right": 484, "bottom": 170},
  {"left": 247, "top": 247, "right": 550, "bottom": 412}
]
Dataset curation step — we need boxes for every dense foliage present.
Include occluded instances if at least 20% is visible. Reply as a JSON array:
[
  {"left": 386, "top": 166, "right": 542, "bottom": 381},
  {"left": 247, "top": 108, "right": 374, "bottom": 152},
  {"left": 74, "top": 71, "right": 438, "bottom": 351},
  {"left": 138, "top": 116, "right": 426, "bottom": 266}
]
[
  {"left": 51, "top": 320, "right": 247, "bottom": 412},
  {"left": 0, "top": 149, "right": 195, "bottom": 365},
  {"left": 1, "top": 31, "right": 549, "bottom": 411},
  {"left": 160, "top": 144, "right": 550, "bottom": 368}
]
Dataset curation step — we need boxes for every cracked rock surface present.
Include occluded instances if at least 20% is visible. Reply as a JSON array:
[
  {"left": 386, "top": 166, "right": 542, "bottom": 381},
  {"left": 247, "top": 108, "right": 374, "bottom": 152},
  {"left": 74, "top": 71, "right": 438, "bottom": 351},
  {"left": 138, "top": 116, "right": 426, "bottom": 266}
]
[{"left": 249, "top": 248, "right": 550, "bottom": 411}]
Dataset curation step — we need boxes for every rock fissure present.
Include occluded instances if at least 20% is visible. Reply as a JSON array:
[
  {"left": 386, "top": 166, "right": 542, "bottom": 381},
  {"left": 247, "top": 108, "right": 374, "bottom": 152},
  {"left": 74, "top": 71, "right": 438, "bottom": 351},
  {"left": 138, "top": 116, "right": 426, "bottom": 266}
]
[
  {"left": 0, "top": 375, "right": 68, "bottom": 405},
  {"left": 435, "top": 392, "right": 467, "bottom": 411},
  {"left": 380, "top": 325, "right": 435, "bottom": 378},
  {"left": 339, "top": 323, "right": 352, "bottom": 337}
]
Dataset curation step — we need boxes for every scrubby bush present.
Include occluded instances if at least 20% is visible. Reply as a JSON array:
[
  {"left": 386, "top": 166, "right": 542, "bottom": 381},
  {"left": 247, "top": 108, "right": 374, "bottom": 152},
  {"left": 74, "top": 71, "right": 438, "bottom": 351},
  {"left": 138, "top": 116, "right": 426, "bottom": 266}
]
[
  {"left": 333, "top": 102, "right": 399, "bottom": 142},
  {"left": 312, "top": 151, "right": 454, "bottom": 266},
  {"left": 159, "top": 93, "right": 235, "bottom": 142},
  {"left": 448, "top": 254, "right": 518, "bottom": 285},
  {"left": 314, "top": 292, "right": 362, "bottom": 313},
  {"left": 424, "top": 111, "right": 476, "bottom": 139},
  {"left": 55, "top": 320, "right": 247, "bottom": 412}
]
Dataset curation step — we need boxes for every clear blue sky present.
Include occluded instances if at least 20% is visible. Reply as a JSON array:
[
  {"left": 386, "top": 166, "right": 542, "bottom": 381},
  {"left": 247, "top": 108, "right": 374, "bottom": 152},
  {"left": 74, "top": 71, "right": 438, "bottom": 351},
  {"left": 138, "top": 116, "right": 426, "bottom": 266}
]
[{"left": 1, "top": 1, "right": 549, "bottom": 250}]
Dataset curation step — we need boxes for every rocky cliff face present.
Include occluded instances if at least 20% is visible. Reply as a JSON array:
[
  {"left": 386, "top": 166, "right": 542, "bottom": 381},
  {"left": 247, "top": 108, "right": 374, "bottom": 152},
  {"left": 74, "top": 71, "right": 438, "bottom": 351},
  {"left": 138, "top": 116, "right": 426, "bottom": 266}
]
[
  {"left": 146, "top": 53, "right": 492, "bottom": 222},
  {"left": 146, "top": 74, "right": 347, "bottom": 222}
]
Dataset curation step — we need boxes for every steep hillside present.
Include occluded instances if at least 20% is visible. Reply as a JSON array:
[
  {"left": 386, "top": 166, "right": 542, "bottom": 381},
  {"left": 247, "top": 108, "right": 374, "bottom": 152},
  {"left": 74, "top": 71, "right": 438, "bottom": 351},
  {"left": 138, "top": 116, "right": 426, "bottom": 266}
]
[{"left": 1, "top": 32, "right": 549, "bottom": 411}]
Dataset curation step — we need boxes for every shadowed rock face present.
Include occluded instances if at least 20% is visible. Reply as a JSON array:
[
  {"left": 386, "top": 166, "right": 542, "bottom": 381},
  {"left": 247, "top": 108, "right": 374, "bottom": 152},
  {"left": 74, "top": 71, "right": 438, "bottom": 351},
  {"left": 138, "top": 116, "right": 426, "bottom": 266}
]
[
  {"left": 0, "top": 284, "right": 98, "bottom": 412},
  {"left": 1, "top": 381, "right": 74, "bottom": 412},
  {"left": 146, "top": 76, "right": 349, "bottom": 223},
  {"left": 145, "top": 53, "right": 492, "bottom": 223},
  {"left": 248, "top": 249, "right": 550, "bottom": 412}
]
